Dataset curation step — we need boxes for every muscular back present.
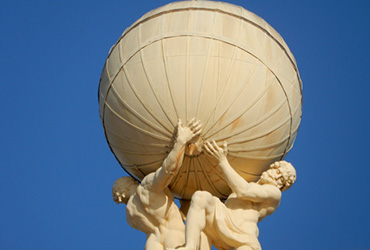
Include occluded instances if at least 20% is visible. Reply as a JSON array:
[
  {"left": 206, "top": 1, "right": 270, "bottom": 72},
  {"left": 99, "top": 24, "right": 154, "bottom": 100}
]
[
  {"left": 226, "top": 190, "right": 281, "bottom": 224},
  {"left": 126, "top": 173, "right": 185, "bottom": 245}
]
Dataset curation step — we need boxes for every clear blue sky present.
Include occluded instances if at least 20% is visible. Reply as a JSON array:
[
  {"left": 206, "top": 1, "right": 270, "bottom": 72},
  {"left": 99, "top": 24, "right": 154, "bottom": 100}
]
[{"left": 1, "top": 0, "right": 369, "bottom": 249}]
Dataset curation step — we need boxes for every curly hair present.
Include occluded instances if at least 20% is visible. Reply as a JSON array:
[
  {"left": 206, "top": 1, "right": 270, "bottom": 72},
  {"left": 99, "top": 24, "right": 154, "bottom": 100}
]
[
  {"left": 270, "top": 161, "right": 296, "bottom": 191},
  {"left": 112, "top": 176, "right": 139, "bottom": 197}
]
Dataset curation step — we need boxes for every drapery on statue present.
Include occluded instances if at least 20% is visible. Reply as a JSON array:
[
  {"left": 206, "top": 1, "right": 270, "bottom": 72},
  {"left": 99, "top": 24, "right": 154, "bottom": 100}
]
[
  {"left": 112, "top": 119, "right": 205, "bottom": 250},
  {"left": 176, "top": 141, "right": 296, "bottom": 250}
]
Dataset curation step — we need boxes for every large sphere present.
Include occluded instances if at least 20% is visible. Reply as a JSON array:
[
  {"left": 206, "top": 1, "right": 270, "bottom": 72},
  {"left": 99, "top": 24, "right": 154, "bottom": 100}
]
[{"left": 99, "top": 0, "right": 302, "bottom": 199}]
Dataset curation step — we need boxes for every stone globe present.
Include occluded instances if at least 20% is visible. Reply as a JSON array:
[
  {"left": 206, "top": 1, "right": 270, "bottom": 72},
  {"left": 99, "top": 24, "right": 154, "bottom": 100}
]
[{"left": 98, "top": 0, "right": 302, "bottom": 200}]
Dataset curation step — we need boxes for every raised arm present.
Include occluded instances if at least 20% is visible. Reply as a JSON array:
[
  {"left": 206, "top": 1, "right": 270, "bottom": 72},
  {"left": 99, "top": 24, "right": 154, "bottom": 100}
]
[
  {"left": 204, "top": 141, "right": 281, "bottom": 202},
  {"left": 143, "top": 119, "right": 202, "bottom": 192}
]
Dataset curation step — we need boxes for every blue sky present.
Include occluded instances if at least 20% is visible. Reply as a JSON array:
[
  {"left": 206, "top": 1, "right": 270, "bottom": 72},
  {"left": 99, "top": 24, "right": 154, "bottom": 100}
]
[{"left": 1, "top": 0, "right": 369, "bottom": 249}]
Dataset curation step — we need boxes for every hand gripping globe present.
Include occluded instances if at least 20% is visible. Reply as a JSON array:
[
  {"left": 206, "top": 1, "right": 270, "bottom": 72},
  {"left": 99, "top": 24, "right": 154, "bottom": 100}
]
[{"left": 98, "top": 0, "right": 302, "bottom": 200}]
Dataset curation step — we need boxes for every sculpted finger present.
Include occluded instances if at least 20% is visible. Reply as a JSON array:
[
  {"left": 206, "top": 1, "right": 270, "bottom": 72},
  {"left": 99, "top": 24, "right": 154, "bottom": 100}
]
[
  {"left": 204, "top": 143, "right": 211, "bottom": 154},
  {"left": 193, "top": 124, "right": 202, "bottom": 134},
  {"left": 192, "top": 128, "right": 202, "bottom": 137},
  {"left": 205, "top": 141, "right": 215, "bottom": 154},
  {"left": 190, "top": 120, "right": 200, "bottom": 129},
  {"left": 212, "top": 140, "right": 220, "bottom": 151},
  {"left": 177, "top": 119, "right": 182, "bottom": 128},
  {"left": 204, "top": 143, "right": 214, "bottom": 156},
  {"left": 223, "top": 141, "right": 228, "bottom": 152},
  {"left": 187, "top": 117, "right": 196, "bottom": 127}
]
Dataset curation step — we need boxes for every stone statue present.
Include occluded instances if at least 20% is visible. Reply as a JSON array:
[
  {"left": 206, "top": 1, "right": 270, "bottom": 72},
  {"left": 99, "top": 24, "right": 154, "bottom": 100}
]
[
  {"left": 176, "top": 141, "right": 296, "bottom": 250},
  {"left": 112, "top": 119, "right": 203, "bottom": 250},
  {"left": 101, "top": 1, "right": 302, "bottom": 248},
  {"left": 99, "top": 0, "right": 302, "bottom": 200}
]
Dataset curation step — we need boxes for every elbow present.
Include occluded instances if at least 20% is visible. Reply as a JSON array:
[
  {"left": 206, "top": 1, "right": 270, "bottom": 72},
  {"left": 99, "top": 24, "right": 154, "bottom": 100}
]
[{"left": 234, "top": 189, "right": 251, "bottom": 199}]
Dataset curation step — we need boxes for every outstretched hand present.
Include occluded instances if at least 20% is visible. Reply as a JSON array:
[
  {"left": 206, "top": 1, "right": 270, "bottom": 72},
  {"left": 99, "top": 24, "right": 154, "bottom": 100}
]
[
  {"left": 176, "top": 118, "right": 202, "bottom": 145},
  {"left": 204, "top": 140, "right": 228, "bottom": 162}
]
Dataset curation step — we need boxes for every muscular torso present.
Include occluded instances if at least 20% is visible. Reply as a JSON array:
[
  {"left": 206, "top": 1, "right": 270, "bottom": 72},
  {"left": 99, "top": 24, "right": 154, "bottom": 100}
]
[
  {"left": 206, "top": 192, "right": 280, "bottom": 250},
  {"left": 225, "top": 193, "right": 279, "bottom": 223},
  {"left": 126, "top": 174, "right": 185, "bottom": 249}
]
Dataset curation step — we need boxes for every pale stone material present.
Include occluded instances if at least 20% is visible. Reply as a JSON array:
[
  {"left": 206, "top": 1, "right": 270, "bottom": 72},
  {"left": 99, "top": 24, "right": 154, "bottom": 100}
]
[
  {"left": 174, "top": 141, "right": 296, "bottom": 250},
  {"left": 103, "top": 0, "right": 300, "bottom": 248},
  {"left": 112, "top": 119, "right": 212, "bottom": 250},
  {"left": 99, "top": 0, "right": 302, "bottom": 200}
]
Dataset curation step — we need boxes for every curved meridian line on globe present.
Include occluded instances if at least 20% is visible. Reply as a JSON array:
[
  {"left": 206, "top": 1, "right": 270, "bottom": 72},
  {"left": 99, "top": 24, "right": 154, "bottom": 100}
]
[
  {"left": 107, "top": 33, "right": 300, "bottom": 130},
  {"left": 211, "top": 89, "right": 299, "bottom": 143},
  {"left": 211, "top": 116, "right": 301, "bottom": 154},
  {"left": 200, "top": 156, "right": 230, "bottom": 197},
  {"left": 106, "top": 32, "right": 301, "bottom": 129},
  {"left": 202, "top": 65, "right": 275, "bottom": 137},
  {"left": 170, "top": 155, "right": 230, "bottom": 199},
  {"left": 99, "top": 82, "right": 149, "bottom": 181},
  {"left": 102, "top": 120, "right": 142, "bottom": 179},
  {"left": 104, "top": 102, "right": 171, "bottom": 141},
  {"left": 193, "top": 11, "right": 218, "bottom": 120},
  {"left": 123, "top": 162, "right": 164, "bottom": 175},
  {"left": 109, "top": 143, "right": 169, "bottom": 155},
  {"left": 227, "top": 152, "right": 284, "bottom": 160},
  {"left": 123, "top": 159, "right": 164, "bottom": 170},
  {"left": 180, "top": 157, "right": 191, "bottom": 198},
  {"left": 203, "top": 73, "right": 277, "bottom": 138},
  {"left": 283, "top": 111, "right": 301, "bottom": 156},
  {"left": 108, "top": 6, "right": 301, "bottom": 82},
  {"left": 155, "top": 33, "right": 297, "bottom": 142},
  {"left": 101, "top": 57, "right": 173, "bottom": 138},
  {"left": 121, "top": 65, "right": 174, "bottom": 135},
  {"left": 101, "top": 17, "right": 300, "bottom": 174},
  {"left": 227, "top": 134, "right": 291, "bottom": 153},
  {"left": 193, "top": 158, "right": 202, "bottom": 195},
  {"left": 221, "top": 114, "right": 290, "bottom": 145},
  {"left": 160, "top": 15, "right": 179, "bottom": 123},
  {"left": 286, "top": 128, "right": 299, "bottom": 152},
  {"left": 109, "top": 84, "right": 174, "bottom": 137},
  {"left": 204, "top": 74, "right": 296, "bottom": 156},
  {"left": 201, "top": 39, "right": 240, "bottom": 132},
  {"left": 123, "top": 165, "right": 146, "bottom": 180},
  {"left": 202, "top": 66, "right": 294, "bottom": 142},
  {"left": 199, "top": 14, "right": 244, "bottom": 130},
  {"left": 194, "top": 10, "right": 230, "bottom": 120},
  {"left": 138, "top": 23, "right": 176, "bottom": 130},
  {"left": 203, "top": 155, "right": 229, "bottom": 183},
  {"left": 200, "top": 61, "right": 262, "bottom": 137},
  {"left": 104, "top": 122, "right": 170, "bottom": 147},
  {"left": 184, "top": 10, "right": 192, "bottom": 122},
  {"left": 222, "top": 102, "right": 301, "bottom": 145},
  {"left": 100, "top": 63, "right": 113, "bottom": 139},
  {"left": 200, "top": 61, "right": 258, "bottom": 134},
  {"left": 281, "top": 94, "right": 302, "bottom": 160},
  {"left": 237, "top": 169, "right": 265, "bottom": 177},
  {"left": 126, "top": 163, "right": 164, "bottom": 170},
  {"left": 117, "top": 31, "right": 298, "bottom": 80}
]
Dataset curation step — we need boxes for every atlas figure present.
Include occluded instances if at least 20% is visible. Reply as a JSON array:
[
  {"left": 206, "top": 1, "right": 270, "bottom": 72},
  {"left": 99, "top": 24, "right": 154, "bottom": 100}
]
[
  {"left": 176, "top": 141, "right": 296, "bottom": 250},
  {"left": 112, "top": 119, "right": 204, "bottom": 250}
]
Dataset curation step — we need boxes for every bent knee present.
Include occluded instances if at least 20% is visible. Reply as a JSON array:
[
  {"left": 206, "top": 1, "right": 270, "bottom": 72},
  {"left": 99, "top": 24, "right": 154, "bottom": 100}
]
[
  {"left": 192, "top": 191, "right": 213, "bottom": 201},
  {"left": 191, "top": 191, "right": 213, "bottom": 207}
]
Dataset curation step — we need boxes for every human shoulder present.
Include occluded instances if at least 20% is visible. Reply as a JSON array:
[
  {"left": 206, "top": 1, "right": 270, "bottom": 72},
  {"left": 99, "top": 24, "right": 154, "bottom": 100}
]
[
  {"left": 139, "top": 172, "right": 167, "bottom": 196},
  {"left": 140, "top": 172, "right": 155, "bottom": 189},
  {"left": 258, "top": 183, "right": 281, "bottom": 201}
]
